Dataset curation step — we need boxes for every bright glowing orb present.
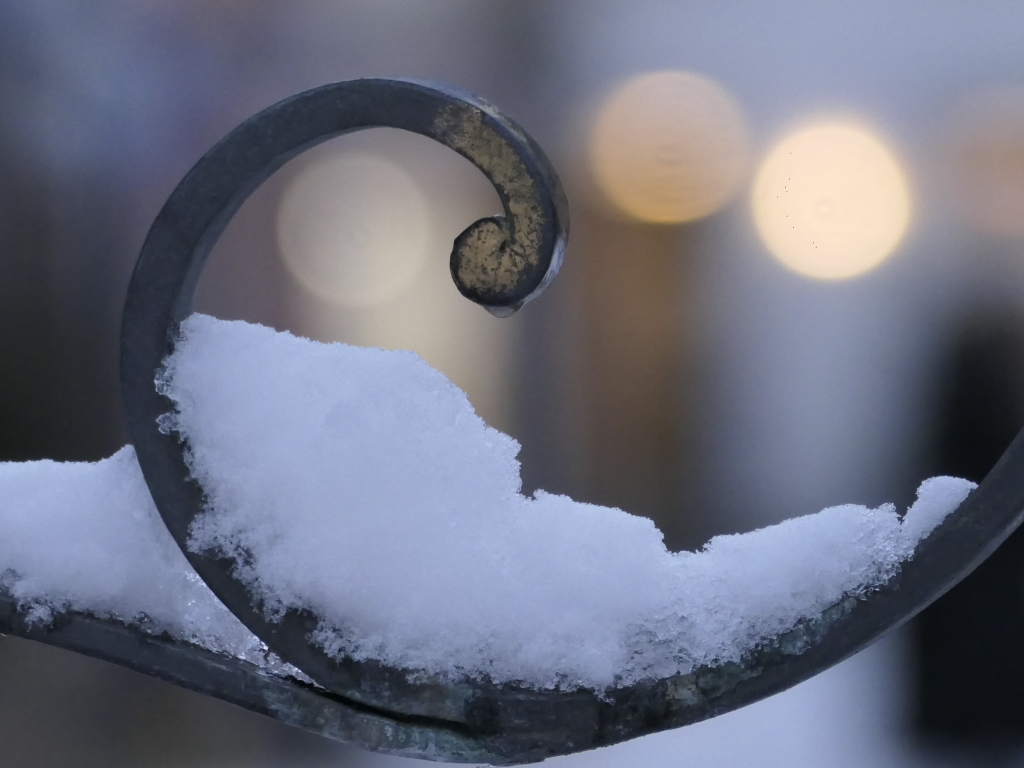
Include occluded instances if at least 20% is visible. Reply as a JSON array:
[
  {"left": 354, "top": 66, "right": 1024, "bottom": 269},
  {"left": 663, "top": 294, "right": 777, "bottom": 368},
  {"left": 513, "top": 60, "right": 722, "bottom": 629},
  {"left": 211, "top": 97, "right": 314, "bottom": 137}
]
[
  {"left": 276, "top": 151, "right": 432, "bottom": 307},
  {"left": 752, "top": 122, "right": 912, "bottom": 281},
  {"left": 588, "top": 71, "right": 751, "bottom": 224}
]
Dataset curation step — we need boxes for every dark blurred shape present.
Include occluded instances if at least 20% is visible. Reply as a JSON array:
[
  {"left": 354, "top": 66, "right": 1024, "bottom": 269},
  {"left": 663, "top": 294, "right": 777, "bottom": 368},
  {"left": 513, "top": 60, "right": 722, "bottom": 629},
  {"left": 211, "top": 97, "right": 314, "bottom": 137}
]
[
  {"left": 0, "top": 10, "right": 56, "bottom": 462},
  {"left": 914, "top": 312, "right": 1024, "bottom": 745},
  {"left": 572, "top": 210, "right": 705, "bottom": 552},
  {"left": 0, "top": 138, "right": 55, "bottom": 461}
]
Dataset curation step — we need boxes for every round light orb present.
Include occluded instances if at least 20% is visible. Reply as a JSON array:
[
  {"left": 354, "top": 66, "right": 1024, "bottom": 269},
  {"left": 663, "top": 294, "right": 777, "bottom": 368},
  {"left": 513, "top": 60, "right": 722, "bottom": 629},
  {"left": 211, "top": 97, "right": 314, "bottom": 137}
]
[
  {"left": 752, "top": 121, "right": 912, "bottom": 281},
  {"left": 588, "top": 70, "right": 752, "bottom": 224},
  {"left": 944, "top": 86, "right": 1024, "bottom": 239},
  {"left": 276, "top": 151, "right": 432, "bottom": 307}
]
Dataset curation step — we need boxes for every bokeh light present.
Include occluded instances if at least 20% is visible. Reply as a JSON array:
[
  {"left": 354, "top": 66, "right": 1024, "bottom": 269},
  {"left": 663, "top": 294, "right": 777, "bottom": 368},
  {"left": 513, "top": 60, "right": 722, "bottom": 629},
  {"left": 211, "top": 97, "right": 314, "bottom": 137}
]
[
  {"left": 276, "top": 150, "right": 432, "bottom": 307},
  {"left": 944, "top": 85, "right": 1024, "bottom": 239},
  {"left": 588, "top": 70, "right": 752, "bottom": 224},
  {"left": 752, "top": 121, "right": 912, "bottom": 281}
]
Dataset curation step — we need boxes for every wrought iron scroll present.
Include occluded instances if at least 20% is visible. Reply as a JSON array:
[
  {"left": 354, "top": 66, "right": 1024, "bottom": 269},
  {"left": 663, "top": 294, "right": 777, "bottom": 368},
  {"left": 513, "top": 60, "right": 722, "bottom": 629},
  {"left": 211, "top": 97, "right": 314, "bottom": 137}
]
[{"left": 1, "top": 79, "right": 1021, "bottom": 765}]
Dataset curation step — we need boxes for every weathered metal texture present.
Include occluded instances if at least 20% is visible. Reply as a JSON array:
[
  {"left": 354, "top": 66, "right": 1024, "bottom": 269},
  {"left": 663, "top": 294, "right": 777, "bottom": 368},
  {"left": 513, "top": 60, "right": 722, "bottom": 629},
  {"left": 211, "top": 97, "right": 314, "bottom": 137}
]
[
  {"left": 75, "top": 77, "right": 1023, "bottom": 763},
  {"left": 0, "top": 589, "right": 507, "bottom": 764}
]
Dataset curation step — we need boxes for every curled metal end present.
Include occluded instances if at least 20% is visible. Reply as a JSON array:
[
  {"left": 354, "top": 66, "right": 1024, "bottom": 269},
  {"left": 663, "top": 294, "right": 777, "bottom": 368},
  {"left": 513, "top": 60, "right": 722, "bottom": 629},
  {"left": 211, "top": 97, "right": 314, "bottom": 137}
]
[
  {"left": 451, "top": 215, "right": 565, "bottom": 318},
  {"left": 451, "top": 215, "right": 515, "bottom": 308},
  {"left": 429, "top": 87, "right": 568, "bottom": 315}
]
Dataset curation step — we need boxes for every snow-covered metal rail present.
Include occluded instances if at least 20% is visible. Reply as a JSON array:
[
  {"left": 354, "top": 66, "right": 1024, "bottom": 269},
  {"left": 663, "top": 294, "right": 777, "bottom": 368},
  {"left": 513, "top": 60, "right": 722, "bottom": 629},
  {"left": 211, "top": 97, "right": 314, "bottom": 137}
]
[{"left": 2, "top": 80, "right": 1021, "bottom": 765}]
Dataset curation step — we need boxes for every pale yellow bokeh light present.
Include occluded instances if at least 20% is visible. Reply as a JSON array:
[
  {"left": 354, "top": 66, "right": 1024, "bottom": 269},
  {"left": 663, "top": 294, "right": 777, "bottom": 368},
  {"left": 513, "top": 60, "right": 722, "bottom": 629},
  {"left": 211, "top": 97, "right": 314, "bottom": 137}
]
[
  {"left": 276, "top": 151, "right": 432, "bottom": 307},
  {"left": 281, "top": 129, "right": 513, "bottom": 431},
  {"left": 589, "top": 70, "right": 752, "bottom": 224},
  {"left": 752, "top": 122, "right": 912, "bottom": 281},
  {"left": 945, "top": 86, "right": 1024, "bottom": 238}
]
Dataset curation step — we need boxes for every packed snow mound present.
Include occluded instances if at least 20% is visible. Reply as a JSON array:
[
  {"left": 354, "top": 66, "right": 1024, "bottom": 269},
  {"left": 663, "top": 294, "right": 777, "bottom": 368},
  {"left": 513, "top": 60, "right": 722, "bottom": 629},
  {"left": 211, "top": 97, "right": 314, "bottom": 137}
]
[
  {"left": 0, "top": 314, "right": 977, "bottom": 690},
  {"left": 0, "top": 447, "right": 266, "bottom": 663},
  {"left": 154, "top": 314, "right": 976, "bottom": 689}
]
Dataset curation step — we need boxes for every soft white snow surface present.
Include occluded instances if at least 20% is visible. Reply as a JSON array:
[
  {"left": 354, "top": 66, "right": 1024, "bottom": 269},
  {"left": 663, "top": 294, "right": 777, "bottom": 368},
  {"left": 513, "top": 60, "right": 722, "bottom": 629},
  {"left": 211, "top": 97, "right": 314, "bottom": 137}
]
[
  {"left": 142, "top": 313, "right": 974, "bottom": 689},
  {"left": 0, "top": 447, "right": 266, "bottom": 662},
  {"left": 0, "top": 314, "right": 976, "bottom": 690}
]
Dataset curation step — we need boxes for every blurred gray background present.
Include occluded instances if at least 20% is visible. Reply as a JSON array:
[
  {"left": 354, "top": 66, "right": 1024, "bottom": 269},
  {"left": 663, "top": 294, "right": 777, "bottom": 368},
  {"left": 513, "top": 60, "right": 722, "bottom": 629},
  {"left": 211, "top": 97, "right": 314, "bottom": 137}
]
[{"left": 3, "top": 1, "right": 1024, "bottom": 766}]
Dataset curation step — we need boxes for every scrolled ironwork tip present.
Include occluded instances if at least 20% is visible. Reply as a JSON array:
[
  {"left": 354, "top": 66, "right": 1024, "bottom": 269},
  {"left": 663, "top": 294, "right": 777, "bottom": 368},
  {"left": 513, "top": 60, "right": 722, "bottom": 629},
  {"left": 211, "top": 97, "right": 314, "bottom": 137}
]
[{"left": 118, "top": 78, "right": 574, "bottom": 753}]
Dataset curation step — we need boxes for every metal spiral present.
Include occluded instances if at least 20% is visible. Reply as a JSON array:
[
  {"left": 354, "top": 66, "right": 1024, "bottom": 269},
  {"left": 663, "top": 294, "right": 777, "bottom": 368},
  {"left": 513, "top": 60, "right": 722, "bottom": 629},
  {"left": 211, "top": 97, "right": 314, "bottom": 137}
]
[{"left": 0, "top": 78, "right": 1014, "bottom": 764}]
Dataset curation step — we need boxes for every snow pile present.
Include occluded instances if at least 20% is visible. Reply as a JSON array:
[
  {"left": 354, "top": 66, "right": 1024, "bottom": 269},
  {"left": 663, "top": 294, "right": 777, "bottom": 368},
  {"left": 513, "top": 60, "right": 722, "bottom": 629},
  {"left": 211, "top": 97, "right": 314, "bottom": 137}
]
[
  {"left": 0, "top": 447, "right": 266, "bottom": 663},
  {"left": 145, "top": 313, "right": 975, "bottom": 689}
]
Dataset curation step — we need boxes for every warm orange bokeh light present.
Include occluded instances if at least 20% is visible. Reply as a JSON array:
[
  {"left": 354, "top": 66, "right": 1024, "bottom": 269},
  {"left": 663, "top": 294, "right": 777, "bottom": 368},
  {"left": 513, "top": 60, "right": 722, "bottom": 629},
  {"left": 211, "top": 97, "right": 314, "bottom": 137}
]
[
  {"left": 945, "top": 86, "right": 1024, "bottom": 239},
  {"left": 588, "top": 71, "right": 752, "bottom": 224}
]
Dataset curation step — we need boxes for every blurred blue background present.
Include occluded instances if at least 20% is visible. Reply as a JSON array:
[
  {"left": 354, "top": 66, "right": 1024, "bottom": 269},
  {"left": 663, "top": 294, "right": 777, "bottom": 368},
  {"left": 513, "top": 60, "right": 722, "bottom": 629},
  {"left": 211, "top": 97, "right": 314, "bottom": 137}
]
[{"left": 3, "top": 1, "right": 1024, "bottom": 766}]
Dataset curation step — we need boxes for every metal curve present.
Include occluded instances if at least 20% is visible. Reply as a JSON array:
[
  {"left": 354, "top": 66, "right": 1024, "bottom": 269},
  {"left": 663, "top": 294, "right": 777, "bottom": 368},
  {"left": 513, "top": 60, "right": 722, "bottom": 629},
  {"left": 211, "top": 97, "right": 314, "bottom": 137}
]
[
  {"left": 3, "top": 448, "right": 1021, "bottom": 766},
  {"left": 0, "top": 588, "right": 512, "bottom": 764},
  {"left": 116, "top": 77, "right": 1024, "bottom": 765},
  {"left": 120, "top": 79, "right": 571, "bottom": 730}
]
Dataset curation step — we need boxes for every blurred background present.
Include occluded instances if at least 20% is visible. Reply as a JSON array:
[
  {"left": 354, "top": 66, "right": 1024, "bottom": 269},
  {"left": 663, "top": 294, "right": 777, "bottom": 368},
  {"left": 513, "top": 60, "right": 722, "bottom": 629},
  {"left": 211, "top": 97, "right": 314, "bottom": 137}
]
[{"left": 3, "top": 1, "right": 1024, "bottom": 766}]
